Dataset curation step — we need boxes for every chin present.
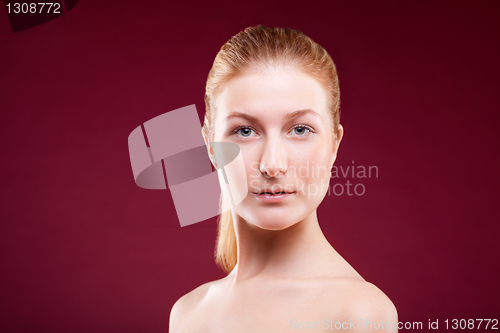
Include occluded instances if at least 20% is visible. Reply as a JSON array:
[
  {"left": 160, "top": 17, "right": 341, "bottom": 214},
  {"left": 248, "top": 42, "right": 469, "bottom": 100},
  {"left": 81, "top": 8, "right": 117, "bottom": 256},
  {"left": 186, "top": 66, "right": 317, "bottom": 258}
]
[
  {"left": 236, "top": 205, "right": 311, "bottom": 231},
  {"left": 251, "top": 218, "right": 299, "bottom": 231}
]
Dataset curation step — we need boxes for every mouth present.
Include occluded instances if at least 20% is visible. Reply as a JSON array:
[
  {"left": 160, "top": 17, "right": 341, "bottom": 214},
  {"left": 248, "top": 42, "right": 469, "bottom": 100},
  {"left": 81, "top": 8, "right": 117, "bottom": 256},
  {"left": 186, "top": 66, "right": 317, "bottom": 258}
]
[
  {"left": 253, "top": 189, "right": 295, "bottom": 203},
  {"left": 258, "top": 191, "right": 294, "bottom": 195}
]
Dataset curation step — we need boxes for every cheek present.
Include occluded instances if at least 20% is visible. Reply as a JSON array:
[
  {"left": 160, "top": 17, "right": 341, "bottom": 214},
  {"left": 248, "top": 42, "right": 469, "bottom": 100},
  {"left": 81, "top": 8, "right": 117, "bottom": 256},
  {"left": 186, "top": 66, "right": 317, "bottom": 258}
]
[
  {"left": 292, "top": 143, "right": 333, "bottom": 199},
  {"left": 241, "top": 146, "right": 262, "bottom": 179},
  {"left": 293, "top": 141, "right": 332, "bottom": 173},
  {"left": 212, "top": 141, "right": 250, "bottom": 207}
]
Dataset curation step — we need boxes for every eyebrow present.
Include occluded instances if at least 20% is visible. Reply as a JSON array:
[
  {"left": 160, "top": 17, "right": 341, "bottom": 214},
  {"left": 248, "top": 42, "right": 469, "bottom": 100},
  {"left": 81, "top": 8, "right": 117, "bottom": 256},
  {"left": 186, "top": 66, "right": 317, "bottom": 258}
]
[
  {"left": 225, "top": 111, "right": 258, "bottom": 121},
  {"left": 225, "top": 109, "right": 322, "bottom": 121},
  {"left": 284, "top": 109, "right": 322, "bottom": 120}
]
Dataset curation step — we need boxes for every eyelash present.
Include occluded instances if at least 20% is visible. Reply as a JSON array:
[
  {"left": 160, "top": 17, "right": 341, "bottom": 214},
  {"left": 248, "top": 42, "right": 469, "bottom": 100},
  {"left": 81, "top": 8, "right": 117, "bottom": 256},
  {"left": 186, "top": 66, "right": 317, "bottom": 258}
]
[
  {"left": 231, "top": 124, "right": 315, "bottom": 138},
  {"left": 290, "top": 124, "right": 315, "bottom": 136},
  {"left": 231, "top": 126, "right": 257, "bottom": 138}
]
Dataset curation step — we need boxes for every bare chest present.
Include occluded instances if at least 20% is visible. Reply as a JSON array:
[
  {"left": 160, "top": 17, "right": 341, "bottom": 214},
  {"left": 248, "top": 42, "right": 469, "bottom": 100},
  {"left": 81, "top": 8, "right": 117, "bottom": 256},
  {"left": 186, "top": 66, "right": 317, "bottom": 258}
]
[{"left": 177, "top": 281, "right": 344, "bottom": 333}]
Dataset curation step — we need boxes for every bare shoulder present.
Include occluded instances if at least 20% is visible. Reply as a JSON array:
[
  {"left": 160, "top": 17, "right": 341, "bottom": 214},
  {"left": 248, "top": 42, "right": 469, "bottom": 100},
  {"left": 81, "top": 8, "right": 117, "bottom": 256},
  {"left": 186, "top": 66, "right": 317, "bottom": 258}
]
[
  {"left": 343, "top": 280, "right": 397, "bottom": 317},
  {"left": 333, "top": 278, "right": 398, "bottom": 331},
  {"left": 168, "top": 280, "right": 218, "bottom": 332}
]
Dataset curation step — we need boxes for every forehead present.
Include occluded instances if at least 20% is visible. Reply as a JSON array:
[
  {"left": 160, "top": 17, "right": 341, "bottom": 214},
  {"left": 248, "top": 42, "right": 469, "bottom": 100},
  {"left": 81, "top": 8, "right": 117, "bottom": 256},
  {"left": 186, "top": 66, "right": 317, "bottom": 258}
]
[{"left": 213, "top": 69, "right": 330, "bottom": 125}]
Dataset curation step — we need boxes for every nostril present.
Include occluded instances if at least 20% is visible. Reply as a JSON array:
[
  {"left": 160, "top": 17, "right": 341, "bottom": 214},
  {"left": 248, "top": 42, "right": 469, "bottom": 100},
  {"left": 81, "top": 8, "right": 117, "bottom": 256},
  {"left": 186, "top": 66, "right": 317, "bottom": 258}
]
[{"left": 261, "top": 168, "right": 283, "bottom": 178}]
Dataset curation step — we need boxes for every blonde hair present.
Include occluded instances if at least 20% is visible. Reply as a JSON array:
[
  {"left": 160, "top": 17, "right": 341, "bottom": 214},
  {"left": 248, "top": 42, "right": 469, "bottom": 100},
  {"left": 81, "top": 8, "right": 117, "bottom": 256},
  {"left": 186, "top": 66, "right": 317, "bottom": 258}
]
[{"left": 203, "top": 25, "right": 341, "bottom": 274}]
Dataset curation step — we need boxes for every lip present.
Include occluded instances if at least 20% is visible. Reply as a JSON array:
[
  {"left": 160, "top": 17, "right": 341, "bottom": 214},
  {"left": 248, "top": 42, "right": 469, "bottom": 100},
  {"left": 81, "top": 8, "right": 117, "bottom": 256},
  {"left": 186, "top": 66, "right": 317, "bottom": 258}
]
[{"left": 254, "top": 191, "right": 294, "bottom": 203}]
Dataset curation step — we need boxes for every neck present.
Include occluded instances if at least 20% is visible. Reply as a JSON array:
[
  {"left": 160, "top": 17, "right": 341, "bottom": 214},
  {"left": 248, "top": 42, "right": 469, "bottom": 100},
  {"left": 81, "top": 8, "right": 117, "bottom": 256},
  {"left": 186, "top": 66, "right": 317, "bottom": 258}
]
[{"left": 230, "top": 210, "right": 333, "bottom": 281}]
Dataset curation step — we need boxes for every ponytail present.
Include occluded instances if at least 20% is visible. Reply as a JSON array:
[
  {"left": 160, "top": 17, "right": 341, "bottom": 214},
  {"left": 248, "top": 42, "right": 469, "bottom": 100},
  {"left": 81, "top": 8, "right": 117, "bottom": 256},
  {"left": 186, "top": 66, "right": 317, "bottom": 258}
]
[{"left": 215, "top": 196, "right": 237, "bottom": 273}]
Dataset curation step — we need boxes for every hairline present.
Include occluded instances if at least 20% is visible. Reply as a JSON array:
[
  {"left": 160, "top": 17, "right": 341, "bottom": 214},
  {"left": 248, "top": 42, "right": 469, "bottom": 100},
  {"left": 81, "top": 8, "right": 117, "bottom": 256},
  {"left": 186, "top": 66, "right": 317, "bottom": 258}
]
[{"left": 206, "top": 65, "right": 338, "bottom": 141}]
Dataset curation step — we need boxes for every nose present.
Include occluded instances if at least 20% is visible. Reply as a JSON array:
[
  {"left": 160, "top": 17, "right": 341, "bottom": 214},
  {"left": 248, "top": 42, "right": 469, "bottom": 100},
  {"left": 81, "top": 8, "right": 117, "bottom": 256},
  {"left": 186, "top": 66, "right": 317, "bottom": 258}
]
[{"left": 259, "top": 136, "right": 288, "bottom": 178}]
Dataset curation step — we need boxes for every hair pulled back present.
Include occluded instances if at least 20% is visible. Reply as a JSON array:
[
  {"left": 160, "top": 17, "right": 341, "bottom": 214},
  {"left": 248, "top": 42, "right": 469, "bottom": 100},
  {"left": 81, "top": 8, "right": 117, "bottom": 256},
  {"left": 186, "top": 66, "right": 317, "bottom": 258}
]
[{"left": 203, "top": 25, "right": 340, "bottom": 273}]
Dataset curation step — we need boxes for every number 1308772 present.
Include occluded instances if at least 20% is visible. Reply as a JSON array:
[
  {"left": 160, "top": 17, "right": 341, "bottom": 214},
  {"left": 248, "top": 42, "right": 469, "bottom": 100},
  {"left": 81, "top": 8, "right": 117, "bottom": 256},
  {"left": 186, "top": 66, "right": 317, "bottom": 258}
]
[{"left": 5, "top": 3, "right": 61, "bottom": 14}]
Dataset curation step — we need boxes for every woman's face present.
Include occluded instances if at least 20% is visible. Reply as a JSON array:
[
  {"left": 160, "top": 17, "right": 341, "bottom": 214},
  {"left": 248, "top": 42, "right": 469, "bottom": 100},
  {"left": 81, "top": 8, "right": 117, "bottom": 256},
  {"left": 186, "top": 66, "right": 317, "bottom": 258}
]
[{"left": 210, "top": 67, "right": 342, "bottom": 230}]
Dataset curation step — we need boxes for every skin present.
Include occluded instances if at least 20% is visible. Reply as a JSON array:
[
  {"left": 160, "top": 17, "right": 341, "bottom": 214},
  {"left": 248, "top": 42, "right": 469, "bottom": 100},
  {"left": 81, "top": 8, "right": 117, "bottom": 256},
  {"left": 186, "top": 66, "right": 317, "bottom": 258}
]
[{"left": 169, "top": 67, "right": 398, "bottom": 332}]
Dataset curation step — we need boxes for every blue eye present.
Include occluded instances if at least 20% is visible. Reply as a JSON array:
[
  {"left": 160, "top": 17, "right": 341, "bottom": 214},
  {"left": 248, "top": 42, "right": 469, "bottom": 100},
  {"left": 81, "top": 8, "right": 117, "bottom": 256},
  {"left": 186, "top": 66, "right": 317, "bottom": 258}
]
[
  {"left": 291, "top": 126, "right": 311, "bottom": 135},
  {"left": 235, "top": 127, "right": 255, "bottom": 137}
]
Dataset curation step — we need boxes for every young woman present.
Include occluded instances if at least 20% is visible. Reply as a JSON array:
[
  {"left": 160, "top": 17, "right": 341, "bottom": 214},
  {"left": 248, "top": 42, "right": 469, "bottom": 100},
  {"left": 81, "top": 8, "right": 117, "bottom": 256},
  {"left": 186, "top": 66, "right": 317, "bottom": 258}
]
[{"left": 170, "top": 25, "right": 398, "bottom": 332}]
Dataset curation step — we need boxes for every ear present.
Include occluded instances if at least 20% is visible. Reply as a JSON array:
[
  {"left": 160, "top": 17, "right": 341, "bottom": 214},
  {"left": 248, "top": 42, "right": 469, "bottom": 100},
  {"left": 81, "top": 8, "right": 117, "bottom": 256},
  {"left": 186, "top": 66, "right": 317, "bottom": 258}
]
[
  {"left": 202, "top": 128, "right": 217, "bottom": 168},
  {"left": 330, "top": 124, "right": 344, "bottom": 168},
  {"left": 335, "top": 124, "right": 344, "bottom": 150}
]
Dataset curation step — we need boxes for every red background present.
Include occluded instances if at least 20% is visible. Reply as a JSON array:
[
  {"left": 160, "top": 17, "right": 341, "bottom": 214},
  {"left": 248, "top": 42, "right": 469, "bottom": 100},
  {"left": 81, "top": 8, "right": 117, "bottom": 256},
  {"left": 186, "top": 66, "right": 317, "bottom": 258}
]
[{"left": 1, "top": 1, "right": 499, "bottom": 332}]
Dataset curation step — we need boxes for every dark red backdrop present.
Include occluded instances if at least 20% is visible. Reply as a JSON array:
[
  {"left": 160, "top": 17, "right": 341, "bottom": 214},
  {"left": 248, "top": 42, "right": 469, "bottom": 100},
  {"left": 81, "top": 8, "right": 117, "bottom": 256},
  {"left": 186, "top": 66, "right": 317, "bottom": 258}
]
[{"left": 1, "top": 1, "right": 499, "bottom": 332}]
